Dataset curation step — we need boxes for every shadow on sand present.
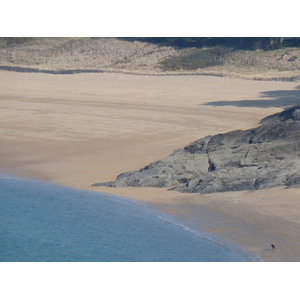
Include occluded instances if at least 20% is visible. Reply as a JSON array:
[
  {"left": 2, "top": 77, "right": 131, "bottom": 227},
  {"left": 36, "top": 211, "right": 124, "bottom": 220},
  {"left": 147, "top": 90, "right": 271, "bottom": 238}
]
[{"left": 204, "top": 85, "right": 300, "bottom": 108}]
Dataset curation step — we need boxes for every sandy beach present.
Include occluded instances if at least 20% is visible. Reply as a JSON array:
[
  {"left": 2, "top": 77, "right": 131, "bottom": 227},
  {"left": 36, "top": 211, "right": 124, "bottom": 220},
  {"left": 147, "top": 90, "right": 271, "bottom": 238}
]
[{"left": 1, "top": 70, "right": 300, "bottom": 261}]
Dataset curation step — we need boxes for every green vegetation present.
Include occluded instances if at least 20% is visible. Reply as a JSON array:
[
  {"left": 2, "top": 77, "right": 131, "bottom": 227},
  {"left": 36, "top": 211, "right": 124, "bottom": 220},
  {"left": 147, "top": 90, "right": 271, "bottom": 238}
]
[
  {"left": 0, "top": 37, "right": 33, "bottom": 47},
  {"left": 120, "top": 37, "right": 300, "bottom": 50},
  {"left": 159, "top": 47, "right": 231, "bottom": 71},
  {"left": 288, "top": 55, "right": 298, "bottom": 62}
]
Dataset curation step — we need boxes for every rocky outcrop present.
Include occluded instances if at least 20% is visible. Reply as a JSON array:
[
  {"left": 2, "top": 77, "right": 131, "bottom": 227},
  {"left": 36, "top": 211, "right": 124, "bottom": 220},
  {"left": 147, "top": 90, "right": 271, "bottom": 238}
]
[{"left": 93, "top": 106, "right": 300, "bottom": 194}]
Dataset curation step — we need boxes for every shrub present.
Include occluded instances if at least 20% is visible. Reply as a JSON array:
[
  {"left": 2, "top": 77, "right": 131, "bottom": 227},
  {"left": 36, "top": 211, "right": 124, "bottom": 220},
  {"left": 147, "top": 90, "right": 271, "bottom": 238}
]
[
  {"left": 159, "top": 47, "right": 232, "bottom": 71},
  {"left": 288, "top": 55, "right": 298, "bottom": 62}
]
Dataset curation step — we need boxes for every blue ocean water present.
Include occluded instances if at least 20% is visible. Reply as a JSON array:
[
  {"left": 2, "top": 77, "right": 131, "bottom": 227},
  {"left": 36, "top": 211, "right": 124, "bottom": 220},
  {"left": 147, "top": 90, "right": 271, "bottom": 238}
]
[{"left": 0, "top": 175, "right": 256, "bottom": 262}]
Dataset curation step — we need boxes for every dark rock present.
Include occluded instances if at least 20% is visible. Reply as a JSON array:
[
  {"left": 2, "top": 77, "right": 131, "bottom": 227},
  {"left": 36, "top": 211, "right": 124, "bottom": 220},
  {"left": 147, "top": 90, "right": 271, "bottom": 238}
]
[{"left": 92, "top": 106, "right": 300, "bottom": 194}]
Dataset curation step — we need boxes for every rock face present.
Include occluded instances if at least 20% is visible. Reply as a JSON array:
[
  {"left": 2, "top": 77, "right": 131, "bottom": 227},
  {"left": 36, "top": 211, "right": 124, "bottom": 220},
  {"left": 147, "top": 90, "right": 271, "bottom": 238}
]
[{"left": 93, "top": 106, "right": 300, "bottom": 194}]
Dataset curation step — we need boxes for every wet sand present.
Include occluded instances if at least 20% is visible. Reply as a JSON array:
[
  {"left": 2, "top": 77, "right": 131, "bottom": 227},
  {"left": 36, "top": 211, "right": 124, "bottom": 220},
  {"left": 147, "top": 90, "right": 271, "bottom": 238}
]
[{"left": 1, "top": 70, "right": 300, "bottom": 261}]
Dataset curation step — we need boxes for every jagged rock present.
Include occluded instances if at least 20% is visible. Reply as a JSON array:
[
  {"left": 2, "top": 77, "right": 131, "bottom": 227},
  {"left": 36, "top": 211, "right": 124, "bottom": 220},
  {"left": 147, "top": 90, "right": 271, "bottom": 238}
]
[{"left": 93, "top": 106, "right": 300, "bottom": 194}]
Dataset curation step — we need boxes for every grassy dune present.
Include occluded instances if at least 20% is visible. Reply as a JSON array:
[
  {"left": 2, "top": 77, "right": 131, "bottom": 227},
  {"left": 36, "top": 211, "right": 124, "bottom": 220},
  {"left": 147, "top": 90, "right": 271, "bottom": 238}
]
[
  {"left": 0, "top": 37, "right": 177, "bottom": 72},
  {"left": 0, "top": 37, "right": 300, "bottom": 80}
]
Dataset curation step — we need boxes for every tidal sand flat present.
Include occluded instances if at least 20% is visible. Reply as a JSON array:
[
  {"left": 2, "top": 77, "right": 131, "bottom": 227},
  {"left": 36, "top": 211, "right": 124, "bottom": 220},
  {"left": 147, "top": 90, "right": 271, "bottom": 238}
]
[{"left": 1, "top": 71, "right": 300, "bottom": 261}]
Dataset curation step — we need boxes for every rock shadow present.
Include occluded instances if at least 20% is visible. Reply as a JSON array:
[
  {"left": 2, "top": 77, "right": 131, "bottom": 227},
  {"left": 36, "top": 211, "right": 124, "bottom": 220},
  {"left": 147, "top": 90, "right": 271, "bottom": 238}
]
[{"left": 204, "top": 85, "right": 300, "bottom": 108}]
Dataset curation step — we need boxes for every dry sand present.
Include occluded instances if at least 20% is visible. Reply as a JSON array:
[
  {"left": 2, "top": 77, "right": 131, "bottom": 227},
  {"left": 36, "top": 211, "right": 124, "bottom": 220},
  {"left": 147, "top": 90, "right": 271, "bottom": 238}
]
[{"left": 1, "top": 70, "right": 300, "bottom": 261}]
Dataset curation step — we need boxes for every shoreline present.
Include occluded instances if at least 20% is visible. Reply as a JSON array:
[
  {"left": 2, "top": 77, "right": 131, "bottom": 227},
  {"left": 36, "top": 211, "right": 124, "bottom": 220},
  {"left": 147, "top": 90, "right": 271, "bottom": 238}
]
[
  {"left": 1, "top": 71, "right": 300, "bottom": 261},
  {"left": 87, "top": 185, "right": 300, "bottom": 262},
  {"left": 0, "top": 172, "right": 259, "bottom": 262}
]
